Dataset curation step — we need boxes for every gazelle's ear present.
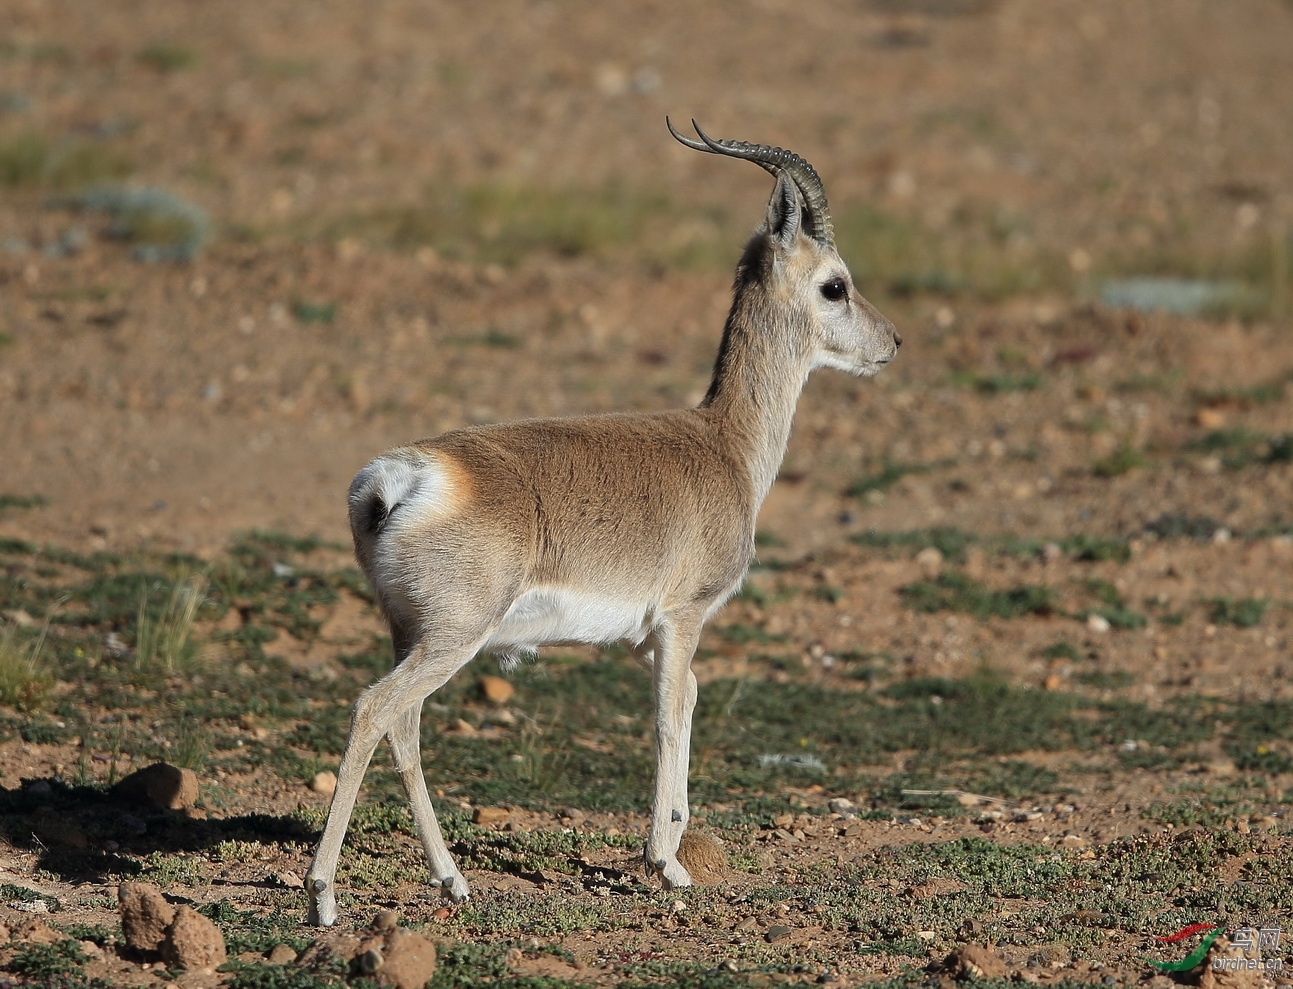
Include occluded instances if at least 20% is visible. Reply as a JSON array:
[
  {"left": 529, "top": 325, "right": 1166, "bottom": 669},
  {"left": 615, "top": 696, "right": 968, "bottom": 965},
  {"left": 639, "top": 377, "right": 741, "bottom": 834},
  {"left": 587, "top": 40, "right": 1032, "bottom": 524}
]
[{"left": 764, "top": 174, "right": 803, "bottom": 251}]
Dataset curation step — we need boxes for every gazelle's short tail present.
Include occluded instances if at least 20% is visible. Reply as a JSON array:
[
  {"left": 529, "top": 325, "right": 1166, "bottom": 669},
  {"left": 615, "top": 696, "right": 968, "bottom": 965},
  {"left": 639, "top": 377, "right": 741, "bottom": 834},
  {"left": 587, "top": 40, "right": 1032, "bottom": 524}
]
[{"left": 348, "top": 453, "right": 426, "bottom": 540}]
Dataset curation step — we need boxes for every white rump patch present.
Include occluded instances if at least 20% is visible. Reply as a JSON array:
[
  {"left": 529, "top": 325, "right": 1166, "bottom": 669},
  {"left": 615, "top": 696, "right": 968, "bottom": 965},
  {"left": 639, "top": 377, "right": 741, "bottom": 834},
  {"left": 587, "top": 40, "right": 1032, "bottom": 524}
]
[{"left": 351, "top": 450, "right": 456, "bottom": 530}]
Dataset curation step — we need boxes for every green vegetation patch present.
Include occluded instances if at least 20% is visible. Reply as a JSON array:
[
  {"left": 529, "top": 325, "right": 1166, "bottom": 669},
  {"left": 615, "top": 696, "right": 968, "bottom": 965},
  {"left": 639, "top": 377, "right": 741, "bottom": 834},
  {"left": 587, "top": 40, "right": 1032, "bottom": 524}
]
[
  {"left": 846, "top": 461, "right": 935, "bottom": 498},
  {"left": 136, "top": 43, "right": 199, "bottom": 72},
  {"left": 1092, "top": 441, "right": 1146, "bottom": 478},
  {"left": 948, "top": 370, "right": 1041, "bottom": 394},
  {"left": 200, "top": 901, "right": 313, "bottom": 954},
  {"left": 1077, "top": 579, "right": 1147, "bottom": 630},
  {"left": 851, "top": 527, "right": 1130, "bottom": 564},
  {"left": 1187, "top": 428, "right": 1293, "bottom": 470},
  {"left": 899, "top": 571, "right": 1057, "bottom": 620},
  {"left": 325, "top": 180, "right": 670, "bottom": 266},
  {"left": 0, "top": 131, "right": 132, "bottom": 189},
  {"left": 1209, "top": 596, "right": 1268, "bottom": 628}
]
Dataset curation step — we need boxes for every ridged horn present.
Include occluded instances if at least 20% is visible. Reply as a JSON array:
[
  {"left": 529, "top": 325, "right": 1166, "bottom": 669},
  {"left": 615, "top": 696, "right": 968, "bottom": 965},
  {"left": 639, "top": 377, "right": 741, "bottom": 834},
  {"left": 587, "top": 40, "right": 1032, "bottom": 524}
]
[{"left": 667, "top": 116, "right": 834, "bottom": 246}]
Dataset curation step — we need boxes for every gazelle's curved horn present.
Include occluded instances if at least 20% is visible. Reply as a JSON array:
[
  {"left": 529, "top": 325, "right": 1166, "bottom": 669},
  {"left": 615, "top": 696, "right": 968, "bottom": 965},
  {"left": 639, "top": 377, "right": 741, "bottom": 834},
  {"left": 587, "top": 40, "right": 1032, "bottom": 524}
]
[{"left": 667, "top": 117, "right": 834, "bottom": 246}]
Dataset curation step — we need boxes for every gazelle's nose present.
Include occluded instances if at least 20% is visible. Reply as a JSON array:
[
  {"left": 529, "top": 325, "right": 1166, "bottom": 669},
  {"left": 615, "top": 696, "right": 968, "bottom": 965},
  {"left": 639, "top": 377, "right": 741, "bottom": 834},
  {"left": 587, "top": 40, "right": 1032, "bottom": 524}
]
[{"left": 892, "top": 327, "right": 903, "bottom": 348}]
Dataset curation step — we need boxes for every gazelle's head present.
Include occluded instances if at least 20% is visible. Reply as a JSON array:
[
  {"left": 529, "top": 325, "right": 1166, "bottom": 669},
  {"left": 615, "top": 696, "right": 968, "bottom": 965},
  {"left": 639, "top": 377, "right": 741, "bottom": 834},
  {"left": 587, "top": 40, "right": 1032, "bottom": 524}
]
[{"left": 669, "top": 118, "right": 901, "bottom": 377}]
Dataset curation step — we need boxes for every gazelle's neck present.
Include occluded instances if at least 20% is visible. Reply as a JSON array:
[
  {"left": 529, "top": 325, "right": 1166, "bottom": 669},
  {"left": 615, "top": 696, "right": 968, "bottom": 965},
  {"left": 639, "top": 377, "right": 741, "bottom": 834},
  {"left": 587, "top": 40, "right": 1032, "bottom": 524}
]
[{"left": 700, "top": 298, "right": 812, "bottom": 509}]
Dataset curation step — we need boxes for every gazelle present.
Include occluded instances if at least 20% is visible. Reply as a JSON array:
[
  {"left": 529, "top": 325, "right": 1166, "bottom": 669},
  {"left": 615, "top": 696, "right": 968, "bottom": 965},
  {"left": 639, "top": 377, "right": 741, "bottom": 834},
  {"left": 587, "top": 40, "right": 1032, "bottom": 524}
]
[{"left": 304, "top": 119, "right": 901, "bottom": 926}]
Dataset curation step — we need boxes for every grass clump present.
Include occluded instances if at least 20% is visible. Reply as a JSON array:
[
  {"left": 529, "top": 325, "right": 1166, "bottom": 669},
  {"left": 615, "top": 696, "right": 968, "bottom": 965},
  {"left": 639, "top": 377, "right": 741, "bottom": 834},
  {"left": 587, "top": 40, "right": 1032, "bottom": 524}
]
[
  {"left": 851, "top": 526, "right": 978, "bottom": 563},
  {"left": 199, "top": 901, "right": 312, "bottom": 954},
  {"left": 899, "top": 570, "right": 1056, "bottom": 620},
  {"left": 0, "top": 619, "right": 54, "bottom": 710},
  {"left": 1041, "top": 640, "right": 1082, "bottom": 661},
  {"left": 225, "top": 955, "right": 360, "bottom": 989},
  {"left": 0, "top": 493, "right": 48, "bottom": 511},
  {"left": 949, "top": 370, "right": 1041, "bottom": 394},
  {"left": 447, "top": 813, "right": 640, "bottom": 877},
  {"left": 1186, "top": 429, "right": 1293, "bottom": 470},
  {"left": 1210, "top": 596, "right": 1268, "bottom": 628},
  {"left": 1061, "top": 533, "right": 1131, "bottom": 563},
  {"left": 0, "top": 131, "right": 132, "bottom": 189},
  {"left": 136, "top": 43, "right": 199, "bottom": 72},
  {"left": 4, "top": 939, "right": 112, "bottom": 988},
  {"left": 291, "top": 300, "right": 337, "bottom": 324},
  {"left": 1092, "top": 441, "right": 1146, "bottom": 478},
  {"left": 852, "top": 528, "right": 1131, "bottom": 565},
  {"left": 1079, "top": 579, "right": 1147, "bottom": 630},
  {"left": 133, "top": 575, "right": 207, "bottom": 673},
  {"left": 0, "top": 882, "right": 61, "bottom": 912},
  {"left": 846, "top": 461, "right": 933, "bottom": 498}
]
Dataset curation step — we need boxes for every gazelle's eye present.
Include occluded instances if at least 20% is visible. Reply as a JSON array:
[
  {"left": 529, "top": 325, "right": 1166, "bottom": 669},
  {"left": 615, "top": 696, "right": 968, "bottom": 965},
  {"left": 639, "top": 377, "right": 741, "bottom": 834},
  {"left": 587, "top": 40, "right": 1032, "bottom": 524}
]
[{"left": 820, "top": 277, "right": 847, "bottom": 302}]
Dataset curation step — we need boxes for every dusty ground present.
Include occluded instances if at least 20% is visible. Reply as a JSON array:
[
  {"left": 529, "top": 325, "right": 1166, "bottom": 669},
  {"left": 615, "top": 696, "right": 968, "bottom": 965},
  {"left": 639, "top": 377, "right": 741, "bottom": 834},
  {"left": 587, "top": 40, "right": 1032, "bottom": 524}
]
[{"left": 1, "top": 0, "right": 1292, "bottom": 986}]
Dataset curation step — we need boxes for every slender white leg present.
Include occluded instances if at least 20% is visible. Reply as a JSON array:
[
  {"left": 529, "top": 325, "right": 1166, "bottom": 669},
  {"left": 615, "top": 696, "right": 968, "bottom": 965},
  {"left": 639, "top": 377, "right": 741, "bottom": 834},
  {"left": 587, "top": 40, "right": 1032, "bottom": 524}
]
[
  {"left": 642, "top": 615, "right": 702, "bottom": 889},
  {"left": 386, "top": 702, "right": 470, "bottom": 902},
  {"left": 304, "top": 641, "right": 475, "bottom": 926}
]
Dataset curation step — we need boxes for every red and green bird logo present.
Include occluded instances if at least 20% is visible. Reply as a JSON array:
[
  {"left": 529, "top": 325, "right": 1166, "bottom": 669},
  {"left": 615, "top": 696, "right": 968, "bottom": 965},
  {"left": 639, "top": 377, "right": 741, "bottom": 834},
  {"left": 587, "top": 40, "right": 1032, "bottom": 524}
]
[{"left": 1146, "top": 923, "right": 1225, "bottom": 971}]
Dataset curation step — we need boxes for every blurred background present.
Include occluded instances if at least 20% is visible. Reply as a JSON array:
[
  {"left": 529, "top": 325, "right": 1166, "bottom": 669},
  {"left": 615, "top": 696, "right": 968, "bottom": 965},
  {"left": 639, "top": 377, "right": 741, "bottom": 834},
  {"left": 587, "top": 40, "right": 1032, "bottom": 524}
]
[{"left": 1, "top": 0, "right": 1291, "bottom": 558}]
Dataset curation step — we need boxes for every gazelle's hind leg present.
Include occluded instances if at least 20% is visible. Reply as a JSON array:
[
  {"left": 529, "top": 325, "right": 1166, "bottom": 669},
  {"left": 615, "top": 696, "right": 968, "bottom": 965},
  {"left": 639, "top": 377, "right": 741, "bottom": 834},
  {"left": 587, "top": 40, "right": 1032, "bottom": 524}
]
[
  {"left": 304, "top": 638, "right": 476, "bottom": 926},
  {"left": 386, "top": 701, "right": 470, "bottom": 902}
]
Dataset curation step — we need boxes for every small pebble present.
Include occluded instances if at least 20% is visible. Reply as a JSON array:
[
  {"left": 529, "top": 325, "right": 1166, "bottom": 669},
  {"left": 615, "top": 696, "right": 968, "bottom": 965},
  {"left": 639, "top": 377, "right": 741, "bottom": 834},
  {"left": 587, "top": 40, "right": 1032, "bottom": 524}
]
[
  {"left": 309, "top": 771, "right": 337, "bottom": 796},
  {"left": 765, "top": 924, "right": 792, "bottom": 943}
]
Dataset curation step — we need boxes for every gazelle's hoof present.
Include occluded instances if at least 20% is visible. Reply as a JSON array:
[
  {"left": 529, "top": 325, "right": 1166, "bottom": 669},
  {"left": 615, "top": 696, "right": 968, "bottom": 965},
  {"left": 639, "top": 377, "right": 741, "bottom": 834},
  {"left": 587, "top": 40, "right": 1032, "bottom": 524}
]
[
  {"left": 440, "top": 873, "right": 471, "bottom": 903},
  {"left": 659, "top": 862, "right": 694, "bottom": 890},
  {"left": 306, "top": 877, "right": 338, "bottom": 927},
  {"left": 645, "top": 849, "right": 693, "bottom": 890}
]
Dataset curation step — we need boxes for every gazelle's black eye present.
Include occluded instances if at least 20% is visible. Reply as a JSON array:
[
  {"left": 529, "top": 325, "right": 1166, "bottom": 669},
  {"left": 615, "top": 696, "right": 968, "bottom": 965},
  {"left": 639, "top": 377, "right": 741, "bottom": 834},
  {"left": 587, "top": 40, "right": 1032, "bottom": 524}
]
[{"left": 820, "top": 277, "right": 847, "bottom": 302}]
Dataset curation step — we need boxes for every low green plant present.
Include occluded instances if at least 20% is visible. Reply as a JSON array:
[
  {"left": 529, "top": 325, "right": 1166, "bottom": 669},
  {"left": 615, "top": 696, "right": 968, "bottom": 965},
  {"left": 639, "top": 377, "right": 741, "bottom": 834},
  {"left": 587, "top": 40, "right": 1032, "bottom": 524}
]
[
  {"left": 291, "top": 300, "right": 337, "bottom": 324},
  {"left": 1092, "top": 441, "right": 1146, "bottom": 478},
  {"left": 846, "top": 460, "right": 932, "bottom": 498},
  {"left": 949, "top": 370, "right": 1041, "bottom": 394},
  {"left": 0, "top": 131, "right": 132, "bottom": 189},
  {"left": 200, "top": 901, "right": 312, "bottom": 955},
  {"left": 1210, "top": 596, "right": 1268, "bottom": 628},
  {"left": 1041, "top": 641, "right": 1082, "bottom": 661},
  {"left": 5, "top": 939, "right": 92, "bottom": 982},
  {"left": 899, "top": 570, "right": 1056, "bottom": 620},
  {"left": 1079, "top": 579, "right": 1147, "bottom": 630},
  {"left": 136, "top": 43, "right": 198, "bottom": 72},
  {"left": 0, "top": 882, "right": 61, "bottom": 912},
  {"left": 0, "top": 493, "right": 48, "bottom": 511}
]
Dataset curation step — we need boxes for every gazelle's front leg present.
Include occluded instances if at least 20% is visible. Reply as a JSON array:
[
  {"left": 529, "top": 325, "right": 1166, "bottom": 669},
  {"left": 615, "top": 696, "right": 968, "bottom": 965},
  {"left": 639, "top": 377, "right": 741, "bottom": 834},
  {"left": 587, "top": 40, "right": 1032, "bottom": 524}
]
[{"left": 642, "top": 615, "right": 702, "bottom": 889}]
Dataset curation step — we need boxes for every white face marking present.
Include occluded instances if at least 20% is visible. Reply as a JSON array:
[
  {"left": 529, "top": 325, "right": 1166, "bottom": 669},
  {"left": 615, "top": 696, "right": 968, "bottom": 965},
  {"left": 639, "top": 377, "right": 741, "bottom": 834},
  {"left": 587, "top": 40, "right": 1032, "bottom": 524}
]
[
  {"left": 803, "top": 259, "right": 899, "bottom": 376},
  {"left": 483, "top": 586, "right": 654, "bottom": 654}
]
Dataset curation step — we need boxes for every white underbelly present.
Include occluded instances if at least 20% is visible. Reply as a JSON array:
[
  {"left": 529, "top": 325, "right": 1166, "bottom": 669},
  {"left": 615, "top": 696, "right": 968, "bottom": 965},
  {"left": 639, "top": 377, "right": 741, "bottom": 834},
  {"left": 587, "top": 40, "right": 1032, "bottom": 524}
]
[{"left": 482, "top": 586, "right": 653, "bottom": 654}]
